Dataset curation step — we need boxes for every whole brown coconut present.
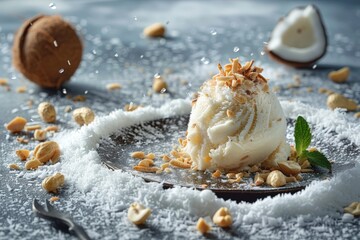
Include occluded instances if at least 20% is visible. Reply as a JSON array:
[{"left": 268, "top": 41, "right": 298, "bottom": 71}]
[{"left": 12, "top": 15, "right": 83, "bottom": 89}]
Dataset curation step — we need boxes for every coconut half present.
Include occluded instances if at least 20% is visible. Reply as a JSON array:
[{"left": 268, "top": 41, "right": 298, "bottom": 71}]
[{"left": 266, "top": 5, "right": 327, "bottom": 68}]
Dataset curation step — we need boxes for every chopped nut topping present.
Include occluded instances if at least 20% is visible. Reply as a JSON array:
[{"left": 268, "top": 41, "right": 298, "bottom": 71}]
[
  {"left": 212, "top": 169, "right": 221, "bottom": 178},
  {"left": 16, "top": 86, "right": 27, "bottom": 93},
  {"left": 344, "top": 202, "right": 360, "bottom": 217},
  {"left": 226, "top": 109, "right": 235, "bottom": 118},
  {"left": 355, "top": 112, "right": 360, "bottom": 118},
  {"left": 16, "top": 149, "right": 30, "bottom": 161},
  {"left": 145, "top": 153, "right": 155, "bottom": 160},
  {"left": 6, "top": 116, "right": 27, "bottom": 133},
  {"left": 328, "top": 67, "right": 350, "bottom": 83},
  {"left": 16, "top": 137, "right": 29, "bottom": 144},
  {"left": 153, "top": 77, "right": 168, "bottom": 93},
  {"left": 72, "top": 95, "right": 86, "bottom": 102},
  {"left": 64, "top": 105, "right": 72, "bottom": 113},
  {"left": 49, "top": 196, "right": 60, "bottom": 202},
  {"left": 124, "top": 103, "right": 141, "bottom": 112},
  {"left": 131, "top": 151, "right": 145, "bottom": 159},
  {"left": 127, "top": 202, "right": 152, "bottom": 225},
  {"left": 106, "top": 83, "right": 122, "bottom": 91},
  {"left": 33, "top": 141, "right": 60, "bottom": 164},
  {"left": 196, "top": 218, "right": 211, "bottom": 235},
  {"left": 133, "top": 166, "right": 159, "bottom": 173},
  {"left": 8, "top": 163, "right": 21, "bottom": 170},
  {"left": 143, "top": 23, "right": 165, "bottom": 38},
  {"left": 213, "top": 207, "right": 232, "bottom": 228},
  {"left": 73, "top": 107, "right": 95, "bottom": 126},
  {"left": 25, "top": 159, "right": 42, "bottom": 170},
  {"left": 34, "top": 129, "right": 47, "bottom": 141},
  {"left": 278, "top": 161, "right": 301, "bottom": 176},
  {"left": 266, "top": 170, "right": 286, "bottom": 187},
  {"left": 0, "top": 78, "right": 8, "bottom": 86},
  {"left": 38, "top": 102, "right": 56, "bottom": 123},
  {"left": 162, "top": 155, "right": 171, "bottom": 162},
  {"left": 45, "top": 125, "right": 59, "bottom": 132},
  {"left": 42, "top": 172, "right": 65, "bottom": 193},
  {"left": 138, "top": 159, "right": 154, "bottom": 167},
  {"left": 170, "top": 159, "right": 191, "bottom": 169},
  {"left": 327, "top": 93, "right": 357, "bottom": 111},
  {"left": 24, "top": 124, "right": 42, "bottom": 131}
]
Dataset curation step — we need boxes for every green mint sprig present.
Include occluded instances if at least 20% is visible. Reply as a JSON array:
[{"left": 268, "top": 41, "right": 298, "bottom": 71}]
[{"left": 294, "top": 116, "right": 332, "bottom": 171}]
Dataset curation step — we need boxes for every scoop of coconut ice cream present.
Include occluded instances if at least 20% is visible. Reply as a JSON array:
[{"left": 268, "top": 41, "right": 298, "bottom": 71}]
[{"left": 183, "top": 59, "right": 290, "bottom": 171}]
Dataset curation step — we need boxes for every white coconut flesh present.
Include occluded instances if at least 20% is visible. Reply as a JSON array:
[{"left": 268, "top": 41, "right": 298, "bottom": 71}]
[{"left": 268, "top": 5, "right": 326, "bottom": 63}]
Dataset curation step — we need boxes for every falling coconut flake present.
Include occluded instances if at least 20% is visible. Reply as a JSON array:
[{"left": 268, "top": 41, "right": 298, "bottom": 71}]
[{"left": 49, "top": 3, "right": 56, "bottom": 9}]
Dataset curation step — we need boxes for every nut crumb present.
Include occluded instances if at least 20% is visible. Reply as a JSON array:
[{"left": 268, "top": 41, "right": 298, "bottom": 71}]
[
  {"left": 327, "top": 93, "right": 357, "bottom": 111},
  {"left": 127, "top": 202, "right": 151, "bottom": 225},
  {"left": 106, "top": 83, "right": 122, "bottom": 91},
  {"left": 143, "top": 23, "right": 165, "bottom": 38},
  {"left": 38, "top": 102, "right": 56, "bottom": 123},
  {"left": 73, "top": 107, "right": 95, "bottom": 126},
  {"left": 196, "top": 218, "right": 211, "bottom": 235},
  {"left": 49, "top": 196, "right": 60, "bottom": 202},
  {"left": 213, "top": 207, "right": 232, "bottom": 228},
  {"left": 131, "top": 151, "right": 145, "bottom": 159},
  {"left": 16, "top": 86, "right": 27, "bottom": 93},
  {"left": 153, "top": 77, "right": 168, "bottom": 93},
  {"left": 0, "top": 78, "right": 8, "bottom": 86},
  {"left": 8, "top": 163, "right": 21, "bottom": 170},
  {"left": 344, "top": 202, "right": 360, "bottom": 217},
  {"left": 42, "top": 172, "right": 65, "bottom": 193},
  {"left": 328, "top": 67, "right": 350, "bottom": 83},
  {"left": 16, "top": 149, "right": 30, "bottom": 161},
  {"left": 25, "top": 159, "right": 42, "bottom": 170},
  {"left": 6, "top": 116, "right": 27, "bottom": 133},
  {"left": 24, "top": 124, "right": 42, "bottom": 131},
  {"left": 34, "top": 129, "right": 47, "bottom": 141}
]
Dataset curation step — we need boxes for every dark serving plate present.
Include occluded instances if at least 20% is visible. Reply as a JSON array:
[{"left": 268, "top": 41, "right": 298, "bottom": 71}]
[{"left": 97, "top": 115, "right": 358, "bottom": 203}]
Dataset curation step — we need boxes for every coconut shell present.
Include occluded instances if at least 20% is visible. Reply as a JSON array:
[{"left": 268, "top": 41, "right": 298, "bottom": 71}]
[
  {"left": 12, "top": 15, "right": 83, "bottom": 89},
  {"left": 266, "top": 5, "right": 327, "bottom": 68}
]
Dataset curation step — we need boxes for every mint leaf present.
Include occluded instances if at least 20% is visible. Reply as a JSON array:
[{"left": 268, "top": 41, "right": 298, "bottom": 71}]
[
  {"left": 303, "top": 150, "right": 332, "bottom": 171},
  {"left": 294, "top": 116, "right": 312, "bottom": 156}
]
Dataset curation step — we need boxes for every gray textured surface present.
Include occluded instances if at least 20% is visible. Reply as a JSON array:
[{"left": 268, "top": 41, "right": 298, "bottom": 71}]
[{"left": 1, "top": 0, "right": 360, "bottom": 239}]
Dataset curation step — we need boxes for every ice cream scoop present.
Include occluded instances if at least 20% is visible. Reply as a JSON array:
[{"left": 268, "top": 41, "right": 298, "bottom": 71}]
[{"left": 183, "top": 59, "right": 290, "bottom": 171}]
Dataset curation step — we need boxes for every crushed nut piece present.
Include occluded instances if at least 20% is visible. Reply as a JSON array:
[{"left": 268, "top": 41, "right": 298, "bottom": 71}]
[
  {"left": 42, "top": 172, "right": 65, "bottom": 193},
  {"left": 16, "top": 149, "right": 30, "bottom": 161},
  {"left": 124, "top": 103, "right": 141, "bottom": 112},
  {"left": 16, "top": 137, "right": 29, "bottom": 144},
  {"left": 327, "top": 93, "right": 357, "bottom": 111},
  {"left": 45, "top": 125, "right": 59, "bottom": 132},
  {"left": 212, "top": 169, "right": 221, "bottom": 178},
  {"left": 127, "top": 202, "right": 152, "bottom": 225},
  {"left": 24, "top": 124, "right": 42, "bottom": 131},
  {"left": 213, "top": 207, "right": 232, "bottom": 228},
  {"left": 138, "top": 159, "right": 154, "bottom": 167},
  {"left": 49, "top": 196, "right": 60, "bottom": 202},
  {"left": 73, "top": 107, "right": 95, "bottom": 126},
  {"left": 162, "top": 155, "right": 171, "bottom": 162},
  {"left": 0, "top": 78, "right": 8, "bottom": 86},
  {"left": 38, "top": 102, "right": 56, "bottom": 123},
  {"left": 354, "top": 112, "right": 360, "bottom": 118},
  {"left": 106, "top": 83, "right": 122, "bottom": 91},
  {"left": 6, "top": 116, "right": 27, "bottom": 133},
  {"left": 153, "top": 77, "right": 168, "bottom": 93},
  {"left": 344, "top": 202, "right": 360, "bottom": 217},
  {"left": 196, "top": 218, "right": 211, "bottom": 234},
  {"left": 170, "top": 159, "right": 191, "bottom": 169},
  {"left": 34, "top": 129, "right": 47, "bottom": 141},
  {"left": 8, "top": 163, "right": 21, "bottom": 170},
  {"left": 328, "top": 67, "right": 350, "bottom": 83},
  {"left": 72, "top": 95, "right": 86, "bottom": 102},
  {"left": 64, "top": 105, "right": 72, "bottom": 113},
  {"left": 278, "top": 161, "right": 301, "bottom": 176},
  {"left": 33, "top": 141, "right": 60, "bottom": 164},
  {"left": 133, "top": 166, "right": 159, "bottom": 173},
  {"left": 25, "top": 159, "right": 42, "bottom": 170},
  {"left": 145, "top": 153, "right": 155, "bottom": 160},
  {"left": 16, "top": 86, "right": 27, "bottom": 93},
  {"left": 143, "top": 23, "right": 165, "bottom": 37},
  {"left": 131, "top": 151, "right": 145, "bottom": 159},
  {"left": 266, "top": 170, "right": 286, "bottom": 187}
]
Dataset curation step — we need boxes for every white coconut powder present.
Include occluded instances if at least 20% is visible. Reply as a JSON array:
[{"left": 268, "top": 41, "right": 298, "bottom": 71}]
[{"left": 25, "top": 98, "right": 357, "bottom": 237}]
